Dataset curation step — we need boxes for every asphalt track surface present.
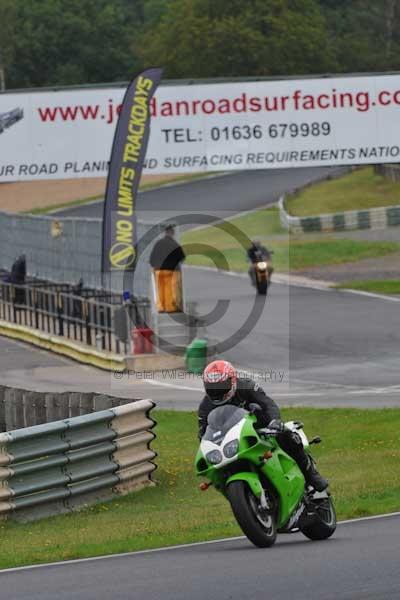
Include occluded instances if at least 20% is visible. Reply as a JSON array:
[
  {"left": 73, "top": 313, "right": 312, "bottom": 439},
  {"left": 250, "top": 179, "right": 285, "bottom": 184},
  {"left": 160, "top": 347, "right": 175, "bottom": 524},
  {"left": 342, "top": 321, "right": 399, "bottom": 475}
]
[
  {"left": 0, "top": 168, "right": 399, "bottom": 593},
  {"left": 183, "top": 267, "right": 400, "bottom": 389},
  {"left": 1, "top": 268, "right": 399, "bottom": 408},
  {"left": 55, "top": 166, "right": 346, "bottom": 221},
  {"left": 2, "top": 165, "right": 398, "bottom": 406},
  {"left": 2, "top": 513, "right": 399, "bottom": 599}
]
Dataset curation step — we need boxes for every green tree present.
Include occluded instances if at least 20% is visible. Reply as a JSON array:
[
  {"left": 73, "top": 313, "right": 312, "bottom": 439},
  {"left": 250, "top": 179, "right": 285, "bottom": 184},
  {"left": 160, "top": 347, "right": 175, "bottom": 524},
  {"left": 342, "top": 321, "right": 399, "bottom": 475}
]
[
  {"left": 320, "top": 0, "right": 400, "bottom": 73},
  {"left": 4, "top": 0, "right": 400, "bottom": 90},
  {"left": 138, "top": 0, "right": 335, "bottom": 78},
  {"left": 121, "top": 0, "right": 169, "bottom": 26},
  {"left": 0, "top": 0, "right": 17, "bottom": 90},
  {"left": 7, "top": 0, "right": 142, "bottom": 88}
]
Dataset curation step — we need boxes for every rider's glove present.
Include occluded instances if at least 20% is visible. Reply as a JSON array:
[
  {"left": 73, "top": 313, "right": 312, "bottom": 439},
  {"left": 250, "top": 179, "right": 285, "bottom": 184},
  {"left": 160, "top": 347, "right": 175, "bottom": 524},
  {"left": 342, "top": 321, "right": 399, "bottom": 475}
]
[
  {"left": 248, "top": 404, "right": 269, "bottom": 429},
  {"left": 267, "top": 419, "right": 285, "bottom": 433},
  {"left": 248, "top": 403, "right": 262, "bottom": 415}
]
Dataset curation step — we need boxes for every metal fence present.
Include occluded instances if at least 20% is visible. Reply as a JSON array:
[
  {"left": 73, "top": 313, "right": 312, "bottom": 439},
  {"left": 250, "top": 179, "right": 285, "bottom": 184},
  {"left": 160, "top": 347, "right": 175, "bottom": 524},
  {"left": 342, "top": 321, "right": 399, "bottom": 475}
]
[
  {"left": 0, "top": 210, "right": 162, "bottom": 296},
  {"left": 0, "top": 280, "right": 151, "bottom": 354},
  {"left": 374, "top": 163, "right": 400, "bottom": 182}
]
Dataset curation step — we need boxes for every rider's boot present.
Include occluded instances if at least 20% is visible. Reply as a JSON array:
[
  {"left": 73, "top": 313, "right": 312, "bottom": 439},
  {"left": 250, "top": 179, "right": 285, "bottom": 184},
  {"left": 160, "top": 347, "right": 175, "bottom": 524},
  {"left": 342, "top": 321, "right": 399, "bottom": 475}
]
[
  {"left": 295, "top": 447, "right": 328, "bottom": 491},
  {"left": 303, "top": 458, "right": 329, "bottom": 492},
  {"left": 248, "top": 266, "right": 256, "bottom": 287},
  {"left": 277, "top": 430, "right": 329, "bottom": 492}
]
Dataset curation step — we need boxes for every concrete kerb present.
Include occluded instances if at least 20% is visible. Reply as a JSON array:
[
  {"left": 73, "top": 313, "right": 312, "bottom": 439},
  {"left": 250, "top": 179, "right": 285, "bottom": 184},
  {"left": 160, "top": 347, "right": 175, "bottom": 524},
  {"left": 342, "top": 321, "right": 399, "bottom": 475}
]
[
  {"left": 0, "top": 320, "right": 125, "bottom": 371},
  {"left": 0, "top": 320, "right": 185, "bottom": 372},
  {"left": 279, "top": 194, "right": 400, "bottom": 234}
]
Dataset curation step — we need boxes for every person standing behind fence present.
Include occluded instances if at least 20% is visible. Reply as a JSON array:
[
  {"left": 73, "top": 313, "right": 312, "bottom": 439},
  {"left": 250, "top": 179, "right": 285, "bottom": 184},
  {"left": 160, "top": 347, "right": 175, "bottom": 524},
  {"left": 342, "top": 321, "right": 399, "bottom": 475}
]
[
  {"left": 149, "top": 224, "right": 185, "bottom": 312},
  {"left": 10, "top": 254, "right": 26, "bottom": 304}
]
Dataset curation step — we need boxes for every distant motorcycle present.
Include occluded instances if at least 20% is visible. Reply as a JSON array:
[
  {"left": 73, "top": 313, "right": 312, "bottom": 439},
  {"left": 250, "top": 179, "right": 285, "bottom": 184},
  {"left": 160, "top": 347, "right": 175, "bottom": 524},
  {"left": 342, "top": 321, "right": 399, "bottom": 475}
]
[
  {"left": 249, "top": 250, "right": 273, "bottom": 295},
  {"left": 195, "top": 404, "right": 336, "bottom": 548}
]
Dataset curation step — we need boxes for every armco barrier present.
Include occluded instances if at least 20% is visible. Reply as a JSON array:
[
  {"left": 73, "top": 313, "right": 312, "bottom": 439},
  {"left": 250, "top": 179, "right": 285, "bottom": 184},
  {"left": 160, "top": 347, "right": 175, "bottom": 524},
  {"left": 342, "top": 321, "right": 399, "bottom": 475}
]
[
  {"left": 279, "top": 195, "right": 400, "bottom": 233},
  {"left": 0, "top": 399, "right": 156, "bottom": 521}
]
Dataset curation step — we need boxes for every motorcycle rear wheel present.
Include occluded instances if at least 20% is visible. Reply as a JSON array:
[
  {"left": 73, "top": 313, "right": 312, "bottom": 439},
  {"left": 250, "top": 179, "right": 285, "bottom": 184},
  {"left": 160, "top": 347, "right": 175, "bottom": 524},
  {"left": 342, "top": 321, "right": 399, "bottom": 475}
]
[
  {"left": 227, "top": 480, "right": 277, "bottom": 548},
  {"left": 300, "top": 495, "right": 337, "bottom": 541}
]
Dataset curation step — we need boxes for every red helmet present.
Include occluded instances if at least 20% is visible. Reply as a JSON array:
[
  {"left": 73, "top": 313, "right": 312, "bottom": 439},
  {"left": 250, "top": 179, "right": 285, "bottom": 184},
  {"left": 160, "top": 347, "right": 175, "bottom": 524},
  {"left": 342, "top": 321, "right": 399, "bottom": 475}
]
[{"left": 203, "top": 360, "right": 237, "bottom": 405}]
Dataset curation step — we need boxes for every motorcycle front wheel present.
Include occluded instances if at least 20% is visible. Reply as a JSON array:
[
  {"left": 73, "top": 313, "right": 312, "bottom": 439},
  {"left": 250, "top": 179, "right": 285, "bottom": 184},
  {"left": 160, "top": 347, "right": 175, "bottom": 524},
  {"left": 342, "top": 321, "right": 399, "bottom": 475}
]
[
  {"left": 300, "top": 495, "right": 337, "bottom": 541},
  {"left": 256, "top": 280, "right": 268, "bottom": 295},
  {"left": 227, "top": 480, "right": 277, "bottom": 548}
]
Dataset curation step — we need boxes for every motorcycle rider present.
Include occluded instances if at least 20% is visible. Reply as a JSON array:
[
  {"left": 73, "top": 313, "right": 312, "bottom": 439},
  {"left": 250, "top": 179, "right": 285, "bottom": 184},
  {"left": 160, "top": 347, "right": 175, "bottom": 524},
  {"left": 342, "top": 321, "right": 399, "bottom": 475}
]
[
  {"left": 247, "top": 240, "right": 273, "bottom": 286},
  {"left": 198, "top": 359, "right": 328, "bottom": 492}
]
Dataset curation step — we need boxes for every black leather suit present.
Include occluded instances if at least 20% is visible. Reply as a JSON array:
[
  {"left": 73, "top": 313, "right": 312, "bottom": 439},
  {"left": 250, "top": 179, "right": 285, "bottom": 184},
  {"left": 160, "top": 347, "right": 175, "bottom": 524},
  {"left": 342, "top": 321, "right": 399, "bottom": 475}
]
[{"left": 198, "top": 377, "right": 311, "bottom": 475}]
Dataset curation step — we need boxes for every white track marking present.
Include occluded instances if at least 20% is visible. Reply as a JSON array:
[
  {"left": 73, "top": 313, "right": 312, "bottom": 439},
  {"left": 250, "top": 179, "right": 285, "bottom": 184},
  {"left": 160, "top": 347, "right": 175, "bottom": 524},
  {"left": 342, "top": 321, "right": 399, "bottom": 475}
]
[
  {"left": 1, "top": 513, "right": 399, "bottom": 574},
  {"left": 236, "top": 369, "right": 357, "bottom": 390},
  {"left": 142, "top": 378, "right": 330, "bottom": 398},
  {"left": 347, "top": 387, "right": 400, "bottom": 395},
  {"left": 135, "top": 372, "right": 399, "bottom": 399},
  {"left": 338, "top": 288, "right": 400, "bottom": 302},
  {"left": 141, "top": 378, "right": 201, "bottom": 392},
  {"left": 46, "top": 198, "right": 105, "bottom": 214},
  {"left": 187, "top": 265, "right": 400, "bottom": 300},
  {"left": 338, "top": 512, "right": 400, "bottom": 525},
  {"left": 288, "top": 377, "right": 359, "bottom": 389}
]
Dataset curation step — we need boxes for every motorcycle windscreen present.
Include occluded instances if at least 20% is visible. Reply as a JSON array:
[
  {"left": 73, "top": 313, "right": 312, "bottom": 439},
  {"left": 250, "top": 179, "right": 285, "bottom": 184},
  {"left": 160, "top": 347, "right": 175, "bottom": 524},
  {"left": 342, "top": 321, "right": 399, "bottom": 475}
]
[{"left": 203, "top": 405, "right": 247, "bottom": 441}]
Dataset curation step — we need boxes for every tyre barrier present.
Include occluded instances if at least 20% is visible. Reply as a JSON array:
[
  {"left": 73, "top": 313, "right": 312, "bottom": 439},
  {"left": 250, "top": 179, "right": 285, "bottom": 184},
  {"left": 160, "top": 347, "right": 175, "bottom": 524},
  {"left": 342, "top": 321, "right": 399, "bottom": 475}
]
[
  {"left": 279, "top": 195, "right": 400, "bottom": 233},
  {"left": 0, "top": 399, "right": 156, "bottom": 522}
]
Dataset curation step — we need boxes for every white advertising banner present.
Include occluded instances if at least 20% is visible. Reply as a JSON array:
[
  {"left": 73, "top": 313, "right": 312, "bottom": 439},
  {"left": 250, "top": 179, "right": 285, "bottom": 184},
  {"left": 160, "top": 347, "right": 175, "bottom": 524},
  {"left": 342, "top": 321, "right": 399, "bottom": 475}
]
[{"left": 1, "top": 74, "right": 400, "bottom": 182}]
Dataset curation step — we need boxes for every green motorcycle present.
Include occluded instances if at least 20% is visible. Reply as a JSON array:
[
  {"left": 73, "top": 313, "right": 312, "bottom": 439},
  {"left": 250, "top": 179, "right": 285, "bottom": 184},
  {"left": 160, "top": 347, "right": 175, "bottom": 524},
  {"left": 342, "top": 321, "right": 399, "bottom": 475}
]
[{"left": 195, "top": 404, "right": 336, "bottom": 548}]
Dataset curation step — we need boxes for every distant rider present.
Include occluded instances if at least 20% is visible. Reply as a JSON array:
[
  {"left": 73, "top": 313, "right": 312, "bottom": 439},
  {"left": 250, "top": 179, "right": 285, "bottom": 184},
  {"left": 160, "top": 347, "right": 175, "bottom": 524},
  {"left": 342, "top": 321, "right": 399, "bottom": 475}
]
[
  {"left": 198, "top": 360, "right": 328, "bottom": 492},
  {"left": 247, "top": 240, "right": 273, "bottom": 286}
]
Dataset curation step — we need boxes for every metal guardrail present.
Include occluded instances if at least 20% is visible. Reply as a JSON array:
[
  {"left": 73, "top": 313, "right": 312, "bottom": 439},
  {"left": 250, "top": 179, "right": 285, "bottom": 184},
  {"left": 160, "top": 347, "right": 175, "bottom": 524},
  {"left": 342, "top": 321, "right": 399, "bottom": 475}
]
[
  {"left": 0, "top": 280, "right": 151, "bottom": 354},
  {"left": 0, "top": 399, "right": 156, "bottom": 521}
]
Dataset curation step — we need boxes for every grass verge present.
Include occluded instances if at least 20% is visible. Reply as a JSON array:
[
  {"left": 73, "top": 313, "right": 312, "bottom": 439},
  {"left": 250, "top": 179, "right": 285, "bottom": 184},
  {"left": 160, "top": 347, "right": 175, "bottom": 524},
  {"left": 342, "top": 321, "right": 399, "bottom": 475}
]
[
  {"left": 26, "top": 172, "right": 214, "bottom": 215},
  {"left": 335, "top": 279, "right": 400, "bottom": 295},
  {"left": 0, "top": 408, "right": 399, "bottom": 570},
  {"left": 285, "top": 166, "right": 400, "bottom": 217},
  {"left": 181, "top": 208, "right": 400, "bottom": 272}
]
